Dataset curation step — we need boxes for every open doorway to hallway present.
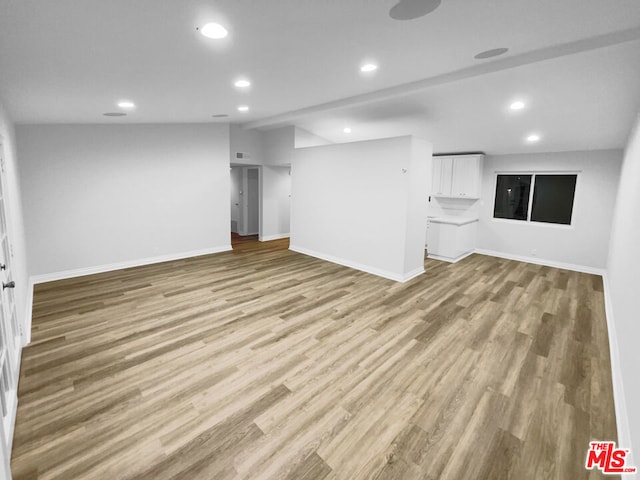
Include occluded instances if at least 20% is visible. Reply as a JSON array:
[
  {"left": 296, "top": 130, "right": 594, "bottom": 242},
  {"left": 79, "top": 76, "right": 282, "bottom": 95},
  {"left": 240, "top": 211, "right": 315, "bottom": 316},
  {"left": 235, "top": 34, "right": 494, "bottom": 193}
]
[{"left": 230, "top": 165, "right": 261, "bottom": 244}]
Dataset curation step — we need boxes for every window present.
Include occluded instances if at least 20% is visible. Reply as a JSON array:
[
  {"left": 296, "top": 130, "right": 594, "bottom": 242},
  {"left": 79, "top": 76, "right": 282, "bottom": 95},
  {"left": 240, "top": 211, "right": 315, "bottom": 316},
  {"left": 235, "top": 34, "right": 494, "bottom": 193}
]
[
  {"left": 493, "top": 173, "right": 577, "bottom": 225},
  {"left": 493, "top": 175, "right": 532, "bottom": 221}
]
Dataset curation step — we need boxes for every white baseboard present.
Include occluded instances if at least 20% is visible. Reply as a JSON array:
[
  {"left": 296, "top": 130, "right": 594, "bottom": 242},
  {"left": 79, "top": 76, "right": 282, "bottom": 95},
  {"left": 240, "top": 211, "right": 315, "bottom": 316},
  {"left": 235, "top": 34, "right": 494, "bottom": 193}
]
[
  {"left": 23, "top": 278, "right": 34, "bottom": 346},
  {"left": 30, "top": 245, "right": 232, "bottom": 285},
  {"left": 289, "top": 244, "right": 423, "bottom": 283},
  {"left": 427, "top": 250, "right": 475, "bottom": 264},
  {"left": 601, "top": 274, "right": 634, "bottom": 467},
  {"left": 24, "top": 246, "right": 232, "bottom": 348},
  {"left": 402, "top": 267, "right": 426, "bottom": 283},
  {"left": 474, "top": 248, "right": 605, "bottom": 276},
  {"left": 259, "top": 233, "right": 290, "bottom": 242},
  {"left": 6, "top": 348, "right": 21, "bottom": 453}
]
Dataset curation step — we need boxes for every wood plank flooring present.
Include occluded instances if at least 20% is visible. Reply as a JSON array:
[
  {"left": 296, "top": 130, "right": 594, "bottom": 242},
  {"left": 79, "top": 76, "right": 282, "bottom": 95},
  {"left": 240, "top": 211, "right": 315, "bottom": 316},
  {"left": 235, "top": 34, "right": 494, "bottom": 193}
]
[{"left": 11, "top": 239, "right": 618, "bottom": 479}]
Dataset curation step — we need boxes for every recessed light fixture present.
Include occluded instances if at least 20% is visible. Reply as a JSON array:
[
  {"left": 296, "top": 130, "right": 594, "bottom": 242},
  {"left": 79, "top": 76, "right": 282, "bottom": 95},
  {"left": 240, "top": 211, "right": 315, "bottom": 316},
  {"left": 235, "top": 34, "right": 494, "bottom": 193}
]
[
  {"left": 117, "top": 100, "right": 135, "bottom": 109},
  {"left": 199, "top": 22, "right": 228, "bottom": 39},
  {"left": 360, "top": 63, "right": 378, "bottom": 73},
  {"left": 103, "top": 112, "right": 127, "bottom": 117},
  {"left": 526, "top": 134, "right": 540, "bottom": 143},
  {"left": 343, "top": 127, "right": 352, "bottom": 133},
  {"left": 474, "top": 47, "right": 509, "bottom": 59},
  {"left": 234, "top": 79, "right": 251, "bottom": 88},
  {"left": 510, "top": 101, "right": 526, "bottom": 111},
  {"left": 237, "top": 105, "right": 249, "bottom": 112}
]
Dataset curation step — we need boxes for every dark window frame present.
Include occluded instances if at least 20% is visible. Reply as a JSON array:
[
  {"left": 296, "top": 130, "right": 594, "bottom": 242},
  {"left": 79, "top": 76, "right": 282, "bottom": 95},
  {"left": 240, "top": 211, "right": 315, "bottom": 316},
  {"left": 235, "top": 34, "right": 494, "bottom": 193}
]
[{"left": 492, "top": 172, "right": 578, "bottom": 226}]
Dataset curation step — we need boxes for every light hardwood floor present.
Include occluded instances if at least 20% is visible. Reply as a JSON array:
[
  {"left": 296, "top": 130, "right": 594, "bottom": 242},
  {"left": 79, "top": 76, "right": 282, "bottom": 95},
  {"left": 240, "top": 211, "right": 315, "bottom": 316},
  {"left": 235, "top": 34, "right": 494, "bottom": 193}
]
[{"left": 11, "top": 239, "right": 618, "bottom": 479}]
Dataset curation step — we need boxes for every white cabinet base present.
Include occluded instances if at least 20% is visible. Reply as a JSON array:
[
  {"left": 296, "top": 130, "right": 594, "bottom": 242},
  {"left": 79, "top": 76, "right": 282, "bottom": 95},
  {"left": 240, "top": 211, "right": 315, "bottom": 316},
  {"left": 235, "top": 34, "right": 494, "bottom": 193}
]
[
  {"left": 427, "top": 250, "right": 476, "bottom": 263},
  {"left": 426, "top": 217, "right": 478, "bottom": 263}
]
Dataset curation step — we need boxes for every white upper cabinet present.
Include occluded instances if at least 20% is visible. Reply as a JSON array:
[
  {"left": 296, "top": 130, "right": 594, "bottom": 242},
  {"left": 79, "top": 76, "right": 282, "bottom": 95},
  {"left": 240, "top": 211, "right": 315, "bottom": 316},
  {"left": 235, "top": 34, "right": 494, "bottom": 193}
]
[
  {"left": 432, "top": 154, "right": 483, "bottom": 199},
  {"left": 451, "top": 156, "right": 481, "bottom": 197},
  {"left": 432, "top": 157, "right": 453, "bottom": 196}
]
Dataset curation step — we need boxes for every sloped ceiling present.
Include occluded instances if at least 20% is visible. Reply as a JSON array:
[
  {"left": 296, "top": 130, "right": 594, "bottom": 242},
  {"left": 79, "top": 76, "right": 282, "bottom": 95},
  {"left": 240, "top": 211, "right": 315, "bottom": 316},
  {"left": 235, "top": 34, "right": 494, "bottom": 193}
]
[{"left": 1, "top": 0, "right": 639, "bottom": 153}]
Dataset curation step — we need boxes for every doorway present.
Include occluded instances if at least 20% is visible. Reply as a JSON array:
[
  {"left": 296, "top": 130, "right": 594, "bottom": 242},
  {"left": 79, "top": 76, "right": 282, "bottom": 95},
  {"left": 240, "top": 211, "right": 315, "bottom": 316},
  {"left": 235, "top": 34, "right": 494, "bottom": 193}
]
[
  {"left": 246, "top": 168, "right": 259, "bottom": 235},
  {"left": 230, "top": 165, "right": 261, "bottom": 243}
]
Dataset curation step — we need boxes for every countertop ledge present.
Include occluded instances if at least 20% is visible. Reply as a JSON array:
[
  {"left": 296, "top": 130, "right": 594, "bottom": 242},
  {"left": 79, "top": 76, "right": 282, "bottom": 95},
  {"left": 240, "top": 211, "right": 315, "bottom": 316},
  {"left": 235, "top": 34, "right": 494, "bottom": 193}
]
[{"left": 428, "top": 216, "right": 479, "bottom": 226}]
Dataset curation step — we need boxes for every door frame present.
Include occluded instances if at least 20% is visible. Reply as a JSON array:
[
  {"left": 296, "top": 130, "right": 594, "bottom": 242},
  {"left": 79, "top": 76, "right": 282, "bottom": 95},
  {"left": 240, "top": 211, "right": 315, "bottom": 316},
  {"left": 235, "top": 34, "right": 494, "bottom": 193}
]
[
  {"left": 230, "top": 164, "right": 262, "bottom": 238},
  {"left": 0, "top": 133, "right": 19, "bottom": 479}
]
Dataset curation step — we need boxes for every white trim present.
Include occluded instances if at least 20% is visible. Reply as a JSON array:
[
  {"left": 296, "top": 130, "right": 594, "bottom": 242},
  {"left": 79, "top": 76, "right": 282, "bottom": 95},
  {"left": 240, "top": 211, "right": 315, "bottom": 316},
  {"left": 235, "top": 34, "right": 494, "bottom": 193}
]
[
  {"left": 30, "top": 245, "right": 232, "bottom": 285},
  {"left": 289, "top": 244, "right": 423, "bottom": 283},
  {"left": 23, "top": 278, "right": 34, "bottom": 346},
  {"left": 401, "top": 267, "right": 425, "bottom": 283},
  {"left": 491, "top": 217, "right": 574, "bottom": 230},
  {"left": 5, "top": 348, "right": 20, "bottom": 453},
  {"left": 601, "top": 274, "right": 634, "bottom": 468},
  {"left": 259, "top": 233, "right": 290, "bottom": 242},
  {"left": 431, "top": 195, "right": 479, "bottom": 201},
  {"left": 494, "top": 169, "right": 583, "bottom": 175},
  {"left": 427, "top": 250, "right": 475, "bottom": 264},
  {"left": 474, "top": 248, "right": 605, "bottom": 275}
]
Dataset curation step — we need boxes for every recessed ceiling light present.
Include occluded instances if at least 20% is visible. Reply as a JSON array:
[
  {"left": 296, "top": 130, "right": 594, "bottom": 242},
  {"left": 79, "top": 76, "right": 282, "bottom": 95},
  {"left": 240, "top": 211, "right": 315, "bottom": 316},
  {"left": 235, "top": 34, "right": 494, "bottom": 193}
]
[
  {"left": 343, "top": 127, "right": 352, "bottom": 133},
  {"left": 117, "top": 100, "right": 135, "bottom": 109},
  {"left": 237, "top": 105, "right": 249, "bottom": 112},
  {"left": 510, "top": 101, "right": 526, "bottom": 111},
  {"left": 526, "top": 134, "right": 540, "bottom": 142},
  {"left": 234, "top": 79, "right": 251, "bottom": 88},
  {"left": 199, "top": 22, "right": 228, "bottom": 39},
  {"left": 474, "top": 47, "right": 509, "bottom": 59},
  {"left": 103, "top": 112, "right": 127, "bottom": 117},
  {"left": 360, "top": 63, "right": 378, "bottom": 73}
]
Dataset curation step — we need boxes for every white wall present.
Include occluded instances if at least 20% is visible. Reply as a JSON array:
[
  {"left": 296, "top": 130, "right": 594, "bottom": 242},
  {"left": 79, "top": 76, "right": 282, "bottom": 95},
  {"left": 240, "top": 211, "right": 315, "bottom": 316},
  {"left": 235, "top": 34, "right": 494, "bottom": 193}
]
[
  {"left": 18, "top": 123, "right": 231, "bottom": 278},
  {"left": 261, "top": 166, "right": 291, "bottom": 241},
  {"left": 607, "top": 114, "right": 640, "bottom": 468},
  {"left": 230, "top": 124, "right": 264, "bottom": 165},
  {"left": 428, "top": 196, "right": 481, "bottom": 218},
  {"left": 405, "top": 139, "right": 431, "bottom": 272},
  {"left": 477, "top": 150, "right": 622, "bottom": 271},
  {"left": 290, "top": 135, "right": 430, "bottom": 282},
  {"left": 294, "top": 127, "right": 333, "bottom": 148},
  {"left": 263, "top": 126, "right": 295, "bottom": 165}
]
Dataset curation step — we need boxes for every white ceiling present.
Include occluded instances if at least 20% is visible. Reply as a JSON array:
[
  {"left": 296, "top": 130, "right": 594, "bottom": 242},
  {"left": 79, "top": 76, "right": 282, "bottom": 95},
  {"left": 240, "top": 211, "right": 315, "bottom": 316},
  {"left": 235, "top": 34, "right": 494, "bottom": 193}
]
[{"left": 1, "top": 0, "right": 639, "bottom": 154}]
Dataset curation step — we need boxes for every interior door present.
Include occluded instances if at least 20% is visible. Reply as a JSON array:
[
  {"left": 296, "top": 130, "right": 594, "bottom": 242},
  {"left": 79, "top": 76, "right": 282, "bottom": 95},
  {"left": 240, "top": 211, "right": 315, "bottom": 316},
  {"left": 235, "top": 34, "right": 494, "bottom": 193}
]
[
  {"left": 246, "top": 168, "right": 259, "bottom": 235},
  {"left": 0, "top": 139, "right": 19, "bottom": 449},
  {"left": 230, "top": 167, "right": 242, "bottom": 233}
]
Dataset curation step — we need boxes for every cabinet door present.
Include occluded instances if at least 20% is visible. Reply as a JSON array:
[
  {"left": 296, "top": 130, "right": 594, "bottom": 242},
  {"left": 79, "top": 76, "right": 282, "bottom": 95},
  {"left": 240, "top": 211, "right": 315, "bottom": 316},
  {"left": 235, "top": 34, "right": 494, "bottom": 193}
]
[
  {"left": 451, "top": 156, "right": 480, "bottom": 198},
  {"left": 432, "top": 157, "right": 453, "bottom": 196},
  {"left": 432, "top": 157, "right": 443, "bottom": 195}
]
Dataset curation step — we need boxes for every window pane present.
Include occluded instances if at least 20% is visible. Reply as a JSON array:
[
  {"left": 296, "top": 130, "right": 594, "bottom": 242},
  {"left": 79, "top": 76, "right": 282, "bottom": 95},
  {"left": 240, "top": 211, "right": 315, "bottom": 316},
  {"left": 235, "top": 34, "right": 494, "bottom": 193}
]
[
  {"left": 493, "top": 175, "right": 532, "bottom": 221},
  {"left": 531, "top": 175, "right": 577, "bottom": 225}
]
